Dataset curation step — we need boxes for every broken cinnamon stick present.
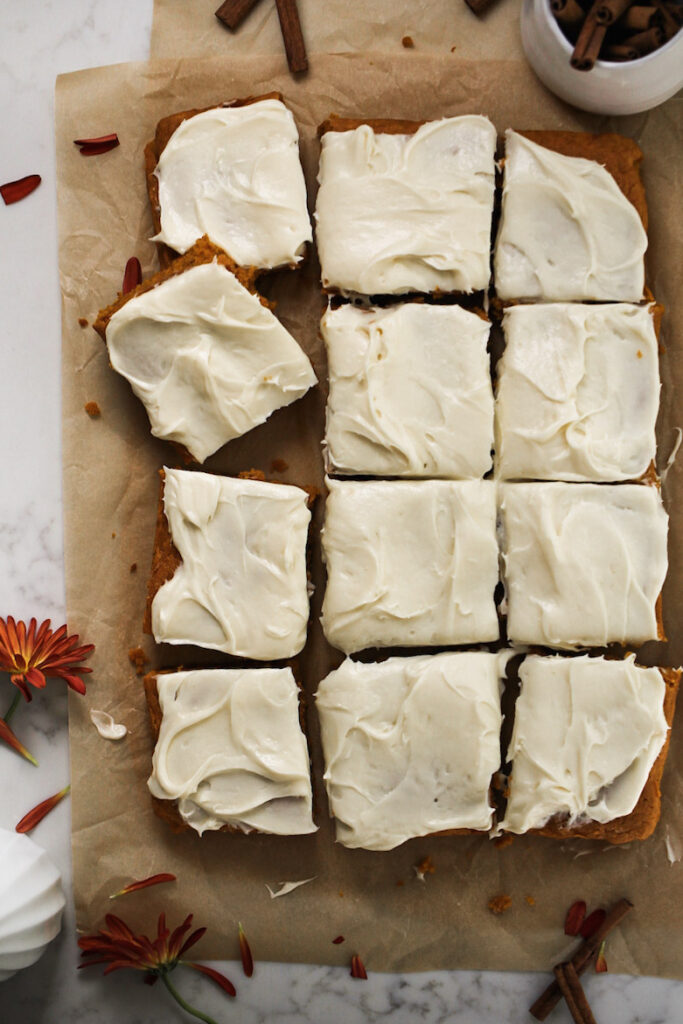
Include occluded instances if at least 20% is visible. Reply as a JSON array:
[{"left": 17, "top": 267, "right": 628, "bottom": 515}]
[
  {"left": 604, "top": 42, "right": 640, "bottom": 57},
  {"left": 215, "top": 0, "right": 263, "bottom": 30},
  {"left": 571, "top": 13, "right": 608, "bottom": 68},
  {"left": 554, "top": 963, "right": 597, "bottom": 1024},
  {"left": 626, "top": 25, "right": 664, "bottom": 52},
  {"left": 274, "top": 0, "right": 308, "bottom": 74},
  {"left": 551, "top": 0, "right": 586, "bottom": 29},
  {"left": 530, "top": 898, "right": 633, "bottom": 1021},
  {"left": 594, "top": 0, "right": 637, "bottom": 24},
  {"left": 620, "top": 4, "right": 659, "bottom": 30}
]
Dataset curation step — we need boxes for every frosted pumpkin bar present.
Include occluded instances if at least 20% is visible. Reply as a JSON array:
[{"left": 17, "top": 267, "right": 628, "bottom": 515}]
[
  {"left": 494, "top": 130, "right": 648, "bottom": 301},
  {"left": 495, "top": 655, "right": 680, "bottom": 843},
  {"left": 93, "top": 238, "right": 316, "bottom": 464},
  {"left": 321, "top": 478, "right": 499, "bottom": 653},
  {"left": 145, "top": 95, "right": 312, "bottom": 270},
  {"left": 145, "top": 468, "right": 311, "bottom": 661},
  {"left": 145, "top": 668, "right": 316, "bottom": 836},
  {"left": 315, "top": 114, "right": 497, "bottom": 296},
  {"left": 322, "top": 301, "right": 494, "bottom": 478},
  {"left": 316, "top": 652, "right": 509, "bottom": 851},
  {"left": 495, "top": 303, "right": 659, "bottom": 481},
  {"left": 499, "top": 482, "right": 668, "bottom": 649}
]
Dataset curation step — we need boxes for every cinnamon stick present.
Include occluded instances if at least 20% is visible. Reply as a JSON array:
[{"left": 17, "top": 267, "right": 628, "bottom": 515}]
[
  {"left": 274, "top": 0, "right": 308, "bottom": 74},
  {"left": 530, "top": 898, "right": 633, "bottom": 1021},
  {"left": 215, "top": 0, "right": 262, "bottom": 30},
  {"left": 464, "top": 0, "right": 500, "bottom": 14},
  {"left": 625, "top": 25, "right": 664, "bottom": 52},
  {"left": 657, "top": 3, "right": 682, "bottom": 39},
  {"left": 604, "top": 41, "right": 640, "bottom": 57},
  {"left": 552, "top": 0, "right": 587, "bottom": 28},
  {"left": 594, "top": 0, "right": 637, "bottom": 24},
  {"left": 554, "top": 963, "right": 598, "bottom": 1024},
  {"left": 571, "top": 13, "right": 608, "bottom": 68},
  {"left": 620, "top": 4, "right": 659, "bottom": 30}
]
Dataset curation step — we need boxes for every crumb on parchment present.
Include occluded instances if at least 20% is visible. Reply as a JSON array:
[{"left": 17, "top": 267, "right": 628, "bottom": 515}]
[
  {"left": 128, "top": 646, "right": 149, "bottom": 676},
  {"left": 84, "top": 401, "right": 101, "bottom": 418},
  {"left": 488, "top": 894, "right": 512, "bottom": 915}
]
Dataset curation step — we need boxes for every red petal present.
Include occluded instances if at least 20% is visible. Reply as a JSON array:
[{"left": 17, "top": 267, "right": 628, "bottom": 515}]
[
  {"left": 178, "top": 926, "right": 207, "bottom": 959},
  {"left": 74, "top": 134, "right": 120, "bottom": 156},
  {"left": 564, "top": 900, "right": 587, "bottom": 937},
  {"left": 122, "top": 257, "right": 142, "bottom": 294},
  {"left": 0, "top": 717, "right": 38, "bottom": 765},
  {"left": 332, "top": 935, "right": 345, "bottom": 945},
  {"left": 580, "top": 908, "right": 607, "bottom": 939},
  {"left": 350, "top": 954, "right": 367, "bottom": 980},
  {"left": 16, "top": 784, "right": 70, "bottom": 833},
  {"left": 109, "top": 873, "right": 177, "bottom": 900},
  {"left": 595, "top": 941, "right": 608, "bottom": 973},
  {"left": 0, "top": 174, "right": 42, "bottom": 206},
  {"left": 238, "top": 923, "right": 254, "bottom": 977},
  {"left": 187, "top": 962, "right": 237, "bottom": 997}
]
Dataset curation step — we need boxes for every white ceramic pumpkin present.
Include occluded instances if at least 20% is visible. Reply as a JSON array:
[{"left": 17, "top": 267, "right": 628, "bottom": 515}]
[{"left": 0, "top": 827, "right": 65, "bottom": 982}]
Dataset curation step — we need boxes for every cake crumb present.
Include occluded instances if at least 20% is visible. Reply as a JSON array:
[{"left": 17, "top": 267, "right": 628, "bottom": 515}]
[
  {"left": 451, "top": 45, "right": 457, "bottom": 52},
  {"left": 271, "top": 458, "right": 289, "bottom": 473},
  {"left": 488, "top": 894, "right": 512, "bottom": 915},
  {"left": 494, "top": 834, "right": 515, "bottom": 850},
  {"left": 130, "top": 562, "right": 137, "bottom": 573},
  {"left": 78, "top": 317, "right": 89, "bottom": 328},
  {"left": 414, "top": 855, "right": 435, "bottom": 881},
  {"left": 402, "top": 35, "right": 414, "bottom": 48},
  {"left": 238, "top": 468, "right": 266, "bottom": 481},
  {"left": 111, "top": 532, "right": 116, "bottom": 539},
  {"left": 128, "top": 646, "right": 149, "bottom": 676},
  {"left": 396, "top": 879, "right": 405, "bottom": 887},
  {"left": 84, "top": 401, "right": 101, "bottom": 418},
  {"left": 525, "top": 895, "right": 536, "bottom": 907},
  {"left": 637, "top": 349, "right": 643, "bottom": 358}
]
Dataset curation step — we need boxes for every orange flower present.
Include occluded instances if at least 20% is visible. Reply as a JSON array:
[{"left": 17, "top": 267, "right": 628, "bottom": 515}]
[
  {"left": 79, "top": 912, "right": 236, "bottom": 1023},
  {"left": 0, "top": 616, "right": 94, "bottom": 702}
]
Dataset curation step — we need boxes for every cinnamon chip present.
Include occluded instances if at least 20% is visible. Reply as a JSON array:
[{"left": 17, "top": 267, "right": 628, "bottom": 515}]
[
  {"left": 84, "top": 401, "right": 101, "bottom": 418},
  {"left": 128, "top": 646, "right": 149, "bottom": 676}
]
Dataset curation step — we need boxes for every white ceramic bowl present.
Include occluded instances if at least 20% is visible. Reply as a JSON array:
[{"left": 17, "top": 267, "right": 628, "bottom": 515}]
[{"left": 521, "top": 0, "right": 683, "bottom": 115}]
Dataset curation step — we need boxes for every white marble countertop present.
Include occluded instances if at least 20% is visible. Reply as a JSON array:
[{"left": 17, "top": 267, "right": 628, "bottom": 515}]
[{"left": 0, "top": 2, "right": 681, "bottom": 1022}]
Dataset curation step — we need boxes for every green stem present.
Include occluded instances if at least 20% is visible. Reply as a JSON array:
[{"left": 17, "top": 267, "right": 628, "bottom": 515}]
[
  {"left": 4, "top": 690, "right": 21, "bottom": 724},
  {"left": 161, "top": 973, "right": 220, "bottom": 1024}
]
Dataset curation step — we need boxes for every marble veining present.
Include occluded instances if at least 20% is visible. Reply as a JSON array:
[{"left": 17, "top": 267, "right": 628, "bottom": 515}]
[{"left": 0, "top": 2, "right": 681, "bottom": 1021}]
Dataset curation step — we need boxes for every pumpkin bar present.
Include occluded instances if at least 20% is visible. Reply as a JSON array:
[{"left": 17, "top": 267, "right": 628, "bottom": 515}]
[
  {"left": 145, "top": 668, "right": 316, "bottom": 836},
  {"left": 494, "top": 129, "right": 648, "bottom": 302},
  {"left": 315, "top": 114, "right": 497, "bottom": 296},
  {"left": 321, "top": 478, "right": 499, "bottom": 654},
  {"left": 146, "top": 94, "right": 312, "bottom": 270},
  {"left": 496, "top": 655, "right": 680, "bottom": 843},
  {"left": 145, "top": 467, "right": 312, "bottom": 661},
  {"left": 316, "top": 652, "right": 510, "bottom": 851},
  {"left": 499, "top": 481, "right": 668, "bottom": 649},
  {"left": 322, "top": 301, "right": 494, "bottom": 479},
  {"left": 93, "top": 238, "right": 316, "bottom": 464}
]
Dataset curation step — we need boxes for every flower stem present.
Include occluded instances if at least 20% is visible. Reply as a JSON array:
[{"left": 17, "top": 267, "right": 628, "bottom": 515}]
[
  {"left": 4, "top": 690, "right": 21, "bottom": 724},
  {"left": 161, "top": 973, "right": 220, "bottom": 1024}
]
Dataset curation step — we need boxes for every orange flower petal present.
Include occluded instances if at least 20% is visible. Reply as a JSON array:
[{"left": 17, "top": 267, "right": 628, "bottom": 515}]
[
  {"left": 186, "top": 962, "right": 237, "bottom": 997},
  {"left": 0, "top": 717, "right": 38, "bottom": 765},
  {"left": 122, "top": 257, "right": 142, "bottom": 293},
  {"left": 74, "top": 133, "right": 120, "bottom": 156},
  {"left": 238, "top": 923, "right": 254, "bottom": 977},
  {"left": 109, "top": 873, "right": 177, "bottom": 900},
  {"left": 595, "top": 941, "right": 608, "bottom": 973},
  {"left": 350, "top": 954, "right": 368, "bottom": 979},
  {"left": 0, "top": 174, "right": 41, "bottom": 205},
  {"left": 580, "top": 908, "right": 607, "bottom": 939},
  {"left": 16, "top": 784, "right": 70, "bottom": 833},
  {"left": 564, "top": 899, "right": 587, "bottom": 937}
]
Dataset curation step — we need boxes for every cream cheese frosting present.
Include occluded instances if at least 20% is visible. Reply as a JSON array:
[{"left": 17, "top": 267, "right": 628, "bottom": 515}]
[
  {"left": 494, "top": 130, "right": 647, "bottom": 301},
  {"left": 316, "top": 652, "right": 508, "bottom": 850},
  {"left": 151, "top": 468, "right": 311, "bottom": 659},
  {"left": 497, "top": 655, "right": 669, "bottom": 835},
  {"left": 152, "top": 99, "right": 313, "bottom": 268},
  {"left": 500, "top": 482, "right": 668, "bottom": 648},
  {"left": 321, "top": 478, "right": 499, "bottom": 653},
  {"left": 106, "top": 261, "right": 316, "bottom": 463},
  {"left": 322, "top": 302, "right": 494, "bottom": 478},
  {"left": 495, "top": 303, "right": 659, "bottom": 481},
  {"left": 148, "top": 668, "right": 316, "bottom": 836},
  {"left": 315, "top": 115, "right": 497, "bottom": 295}
]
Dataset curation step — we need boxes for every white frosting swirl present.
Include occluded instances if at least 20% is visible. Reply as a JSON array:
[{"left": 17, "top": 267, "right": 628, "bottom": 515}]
[
  {"left": 315, "top": 115, "right": 497, "bottom": 295},
  {"left": 498, "top": 655, "right": 669, "bottom": 835},
  {"left": 148, "top": 668, "right": 316, "bottom": 836},
  {"left": 151, "top": 468, "right": 311, "bottom": 660},
  {"left": 322, "top": 302, "right": 493, "bottom": 478},
  {"left": 152, "top": 99, "right": 312, "bottom": 268},
  {"left": 321, "top": 478, "right": 499, "bottom": 653},
  {"left": 495, "top": 303, "right": 659, "bottom": 481},
  {"left": 500, "top": 482, "right": 668, "bottom": 648},
  {"left": 106, "top": 262, "right": 316, "bottom": 463},
  {"left": 316, "top": 652, "right": 509, "bottom": 850},
  {"left": 494, "top": 130, "right": 647, "bottom": 301}
]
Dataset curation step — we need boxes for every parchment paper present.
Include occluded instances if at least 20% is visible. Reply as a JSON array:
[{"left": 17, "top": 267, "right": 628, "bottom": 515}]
[
  {"left": 150, "top": 0, "right": 525, "bottom": 62},
  {"left": 57, "top": 53, "right": 683, "bottom": 974}
]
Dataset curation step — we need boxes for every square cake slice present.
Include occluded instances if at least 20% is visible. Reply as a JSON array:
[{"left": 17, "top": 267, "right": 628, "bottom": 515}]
[
  {"left": 495, "top": 303, "right": 659, "bottom": 481},
  {"left": 500, "top": 482, "right": 668, "bottom": 648},
  {"left": 316, "top": 652, "right": 509, "bottom": 850},
  {"left": 94, "top": 240, "right": 316, "bottom": 464},
  {"left": 147, "top": 468, "right": 311, "bottom": 660},
  {"left": 322, "top": 301, "right": 494, "bottom": 478},
  {"left": 321, "top": 478, "right": 499, "bottom": 653},
  {"left": 147, "top": 95, "right": 312, "bottom": 269},
  {"left": 494, "top": 130, "right": 648, "bottom": 301},
  {"left": 497, "top": 655, "right": 680, "bottom": 843},
  {"left": 146, "top": 668, "right": 316, "bottom": 836},
  {"left": 315, "top": 114, "right": 497, "bottom": 296}
]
